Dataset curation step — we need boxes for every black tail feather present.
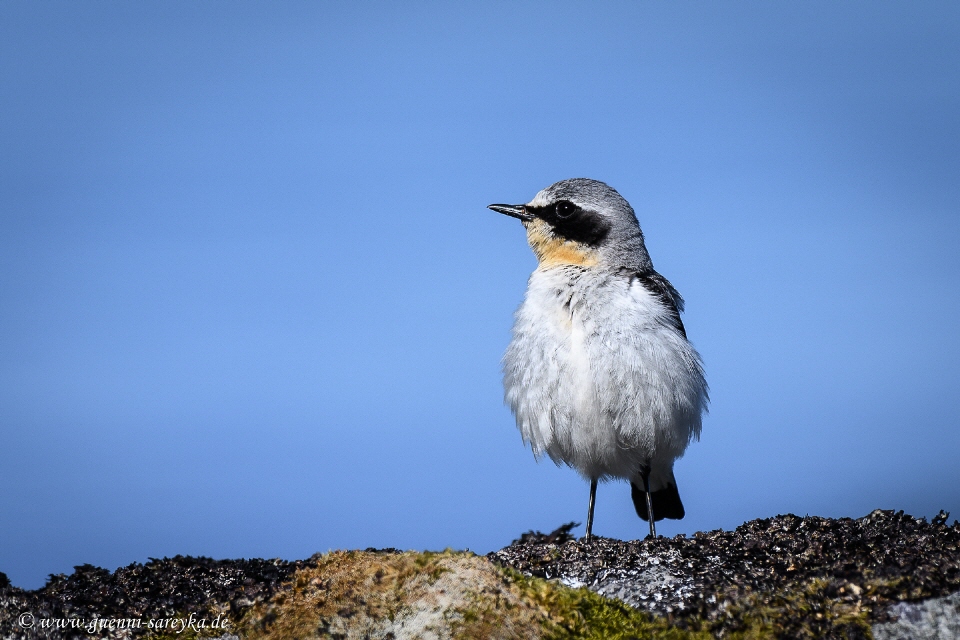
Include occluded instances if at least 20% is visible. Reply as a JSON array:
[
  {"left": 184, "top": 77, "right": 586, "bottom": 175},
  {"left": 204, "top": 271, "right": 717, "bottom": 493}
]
[{"left": 631, "top": 482, "right": 685, "bottom": 521}]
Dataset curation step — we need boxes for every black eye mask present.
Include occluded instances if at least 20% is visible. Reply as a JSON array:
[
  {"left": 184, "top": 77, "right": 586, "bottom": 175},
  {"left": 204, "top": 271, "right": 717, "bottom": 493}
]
[{"left": 525, "top": 200, "right": 611, "bottom": 246}]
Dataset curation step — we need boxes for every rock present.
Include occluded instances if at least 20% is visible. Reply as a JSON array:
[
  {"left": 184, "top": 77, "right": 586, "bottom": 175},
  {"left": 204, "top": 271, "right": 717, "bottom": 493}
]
[
  {"left": 1, "top": 510, "right": 957, "bottom": 639},
  {"left": 873, "top": 592, "right": 960, "bottom": 640},
  {"left": 489, "top": 509, "right": 960, "bottom": 637}
]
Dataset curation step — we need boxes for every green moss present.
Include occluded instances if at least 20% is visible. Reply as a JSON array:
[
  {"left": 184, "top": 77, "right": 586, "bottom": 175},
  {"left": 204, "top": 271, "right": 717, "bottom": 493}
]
[
  {"left": 414, "top": 549, "right": 454, "bottom": 581},
  {"left": 706, "top": 578, "right": 878, "bottom": 639},
  {"left": 473, "top": 567, "right": 884, "bottom": 640},
  {"left": 451, "top": 567, "right": 711, "bottom": 640},
  {"left": 148, "top": 550, "right": 895, "bottom": 640}
]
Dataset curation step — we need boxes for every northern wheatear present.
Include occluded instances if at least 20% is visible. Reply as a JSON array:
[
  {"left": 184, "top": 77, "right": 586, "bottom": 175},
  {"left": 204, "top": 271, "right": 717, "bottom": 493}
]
[{"left": 490, "top": 178, "right": 708, "bottom": 540}]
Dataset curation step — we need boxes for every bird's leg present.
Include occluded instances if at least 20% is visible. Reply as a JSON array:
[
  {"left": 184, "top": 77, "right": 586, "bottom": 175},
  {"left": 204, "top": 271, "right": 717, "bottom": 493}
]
[
  {"left": 585, "top": 479, "right": 598, "bottom": 541},
  {"left": 642, "top": 471, "right": 657, "bottom": 539}
]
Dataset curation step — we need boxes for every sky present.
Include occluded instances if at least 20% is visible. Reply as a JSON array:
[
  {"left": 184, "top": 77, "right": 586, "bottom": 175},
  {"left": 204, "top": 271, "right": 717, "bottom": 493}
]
[{"left": 2, "top": 2, "right": 959, "bottom": 590}]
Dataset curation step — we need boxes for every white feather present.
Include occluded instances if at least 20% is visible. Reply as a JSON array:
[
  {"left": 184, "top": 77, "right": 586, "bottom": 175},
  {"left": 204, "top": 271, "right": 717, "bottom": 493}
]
[{"left": 503, "top": 264, "right": 708, "bottom": 491}]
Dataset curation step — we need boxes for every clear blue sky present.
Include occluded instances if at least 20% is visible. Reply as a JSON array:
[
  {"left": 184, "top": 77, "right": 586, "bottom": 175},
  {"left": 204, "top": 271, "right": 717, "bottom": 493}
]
[{"left": 2, "top": 2, "right": 958, "bottom": 589}]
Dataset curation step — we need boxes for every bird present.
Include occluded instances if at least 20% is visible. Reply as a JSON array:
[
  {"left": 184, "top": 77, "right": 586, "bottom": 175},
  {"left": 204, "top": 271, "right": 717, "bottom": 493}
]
[{"left": 489, "top": 178, "right": 708, "bottom": 540}]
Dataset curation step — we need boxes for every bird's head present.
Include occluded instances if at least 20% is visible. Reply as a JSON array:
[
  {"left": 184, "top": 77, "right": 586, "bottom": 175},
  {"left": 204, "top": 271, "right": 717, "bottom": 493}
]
[{"left": 489, "top": 178, "right": 651, "bottom": 270}]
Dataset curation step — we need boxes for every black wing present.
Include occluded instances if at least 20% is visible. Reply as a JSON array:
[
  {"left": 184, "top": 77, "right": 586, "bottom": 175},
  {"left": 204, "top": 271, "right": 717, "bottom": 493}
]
[{"left": 621, "top": 269, "right": 687, "bottom": 338}]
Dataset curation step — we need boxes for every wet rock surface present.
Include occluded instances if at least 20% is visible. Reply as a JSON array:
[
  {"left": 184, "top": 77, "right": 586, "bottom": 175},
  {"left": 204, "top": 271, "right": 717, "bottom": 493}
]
[{"left": 490, "top": 509, "right": 960, "bottom": 637}]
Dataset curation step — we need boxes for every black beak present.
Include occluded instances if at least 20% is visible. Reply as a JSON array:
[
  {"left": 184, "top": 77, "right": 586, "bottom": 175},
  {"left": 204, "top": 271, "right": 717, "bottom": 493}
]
[{"left": 488, "top": 203, "right": 535, "bottom": 221}]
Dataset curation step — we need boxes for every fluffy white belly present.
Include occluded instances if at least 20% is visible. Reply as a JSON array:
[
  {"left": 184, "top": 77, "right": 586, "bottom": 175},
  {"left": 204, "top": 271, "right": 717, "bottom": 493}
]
[{"left": 502, "top": 267, "right": 705, "bottom": 484}]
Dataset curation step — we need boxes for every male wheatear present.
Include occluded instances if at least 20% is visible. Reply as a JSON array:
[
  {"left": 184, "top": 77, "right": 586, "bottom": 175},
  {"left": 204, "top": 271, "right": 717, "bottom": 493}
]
[{"left": 490, "top": 178, "right": 708, "bottom": 540}]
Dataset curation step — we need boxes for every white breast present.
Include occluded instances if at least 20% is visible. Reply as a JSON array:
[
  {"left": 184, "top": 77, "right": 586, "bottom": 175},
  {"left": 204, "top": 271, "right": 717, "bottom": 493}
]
[{"left": 502, "top": 267, "right": 707, "bottom": 484}]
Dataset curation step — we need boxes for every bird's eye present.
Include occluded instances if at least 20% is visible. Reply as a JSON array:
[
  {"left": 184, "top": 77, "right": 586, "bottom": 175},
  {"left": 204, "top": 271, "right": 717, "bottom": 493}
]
[{"left": 556, "top": 201, "right": 577, "bottom": 219}]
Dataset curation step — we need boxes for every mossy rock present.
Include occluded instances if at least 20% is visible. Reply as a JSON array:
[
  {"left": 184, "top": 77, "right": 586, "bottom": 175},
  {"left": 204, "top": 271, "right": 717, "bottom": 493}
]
[{"left": 230, "top": 549, "right": 704, "bottom": 640}]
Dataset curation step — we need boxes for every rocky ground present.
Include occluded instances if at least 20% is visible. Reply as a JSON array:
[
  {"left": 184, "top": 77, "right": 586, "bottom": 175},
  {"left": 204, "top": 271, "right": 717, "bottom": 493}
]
[
  {"left": 492, "top": 509, "right": 960, "bottom": 638},
  {"left": 1, "top": 509, "right": 958, "bottom": 639}
]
